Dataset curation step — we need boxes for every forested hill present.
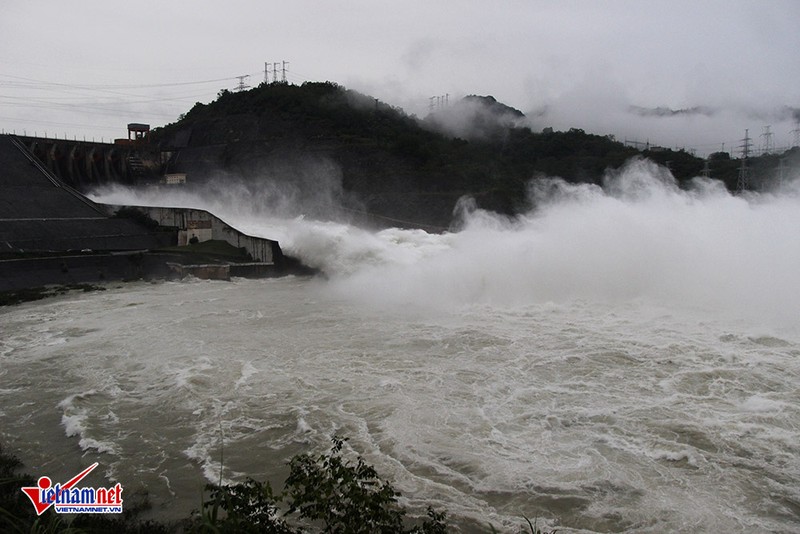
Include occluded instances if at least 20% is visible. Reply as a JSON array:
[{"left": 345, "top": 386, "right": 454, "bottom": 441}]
[{"left": 148, "top": 82, "right": 794, "bottom": 229}]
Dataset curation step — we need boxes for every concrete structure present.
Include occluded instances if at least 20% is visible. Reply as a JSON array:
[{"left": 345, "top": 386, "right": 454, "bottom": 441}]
[
  {"left": 0, "top": 134, "right": 169, "bottom": 253},
  {"left": 14, "top": 134, "right": 163, "bottom": 188},
  {"left": 0, "top": 134, "right": 176, "bottom": 290},
  {"left": 110, "top": 205, "right": 281, "bottom": 264},
  {"left": 167, "top": 262, "right": 230, "bottom": 281},
  {"left": 0, "top": 133, "right": 287, "bottom": 290},
  {"left": 127, "top": 123, "right": 150, "bottom": 141},
  {"left": 162, "top": 173, "right": 187, "bottom": 185}
]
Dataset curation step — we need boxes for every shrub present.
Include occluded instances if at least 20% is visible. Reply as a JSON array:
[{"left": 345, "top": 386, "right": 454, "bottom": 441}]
[{"left": 189, "top": 436, "right": 447, "bottom": 533}]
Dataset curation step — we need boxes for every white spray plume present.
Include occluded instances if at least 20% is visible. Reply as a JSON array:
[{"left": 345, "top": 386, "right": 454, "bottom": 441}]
[
  {"left": 331, "top": 158, "right": 800, "bottom": 327},
  {"left": 423, "top": 95, "right": 526, "bottom": 141},
  {"left": 90, "top": 158, "right": 800, "bottom": 326}
]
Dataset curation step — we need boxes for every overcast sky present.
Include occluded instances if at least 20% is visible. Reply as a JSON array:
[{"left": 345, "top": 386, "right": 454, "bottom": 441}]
[{"left": 2, "top": 0, "right": 799, "bottom": 156}]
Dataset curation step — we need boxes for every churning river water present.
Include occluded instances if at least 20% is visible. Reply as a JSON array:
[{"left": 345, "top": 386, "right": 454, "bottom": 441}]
[{"left": 2, "top": 160, "right": 800, "bottom": 532}]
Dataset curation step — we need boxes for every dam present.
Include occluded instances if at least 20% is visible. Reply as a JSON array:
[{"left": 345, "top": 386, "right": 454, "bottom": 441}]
[{"left": 0, "top": 133, "right": 285, "bottom": 291}]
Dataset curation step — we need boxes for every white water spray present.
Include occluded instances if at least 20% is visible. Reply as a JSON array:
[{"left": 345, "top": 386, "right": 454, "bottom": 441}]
[
  {"left": 90, "top": 157, "right": 800, "bottom": 326},
  {"left": 3, "top": 156, "right": 799, "bottom": 532}
]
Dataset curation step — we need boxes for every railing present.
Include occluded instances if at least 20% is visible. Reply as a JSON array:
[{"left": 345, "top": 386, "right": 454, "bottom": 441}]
[{"left": 7, "top": 134, "right": 108, "bottom": 216}]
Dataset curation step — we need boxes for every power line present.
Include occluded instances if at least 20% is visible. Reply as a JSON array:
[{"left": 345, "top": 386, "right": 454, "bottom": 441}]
[
  {"left": 0, "top": 115, "right": 123, "bottom": 131},
  {"left": 0, "top": 67, "right": 265, "bottom": 142},
  {"left": 0, "top": 73, "right": 237, "bottom": 90},
  {"left": 285, "top": 70, "right": 313, "bottom": 83},
  {"left": 760, "top": 125, "right": 773, "bottom": 155},
  {"left": 737, "top": 128, "right": 752, "bottom": 193},
  {"left": 262, "top": 60, "right": 289, "bottom": 84},
  {"left": 234, "top": 75, "right": 251, "bottom": 92},
  {"left": 0, "top": 90, "right": 216, "bottom": 109},
  {"left": 739, "top": 128, "right": 752, "bottom": 159},
  {"left": 428, "top": 94, "right": 449, "bottom": 113}
]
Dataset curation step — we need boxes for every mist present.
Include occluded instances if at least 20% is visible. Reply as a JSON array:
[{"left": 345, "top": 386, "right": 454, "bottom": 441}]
[
  {"left": 524, "top": 85, "right": 800, "bottom": 156},
  {"left": 91, "top": 157, "right": 800, "bottom": 327},
  {"left": 92, "top": 156, "right": 365, "bottom": 224},
  {"left": 422, "top": 95, "right": 526, "bottom": 141}
]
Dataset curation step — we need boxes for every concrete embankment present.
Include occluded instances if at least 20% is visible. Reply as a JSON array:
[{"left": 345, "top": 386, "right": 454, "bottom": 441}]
[{"left": 0, "top": 134, "right": 292, "bottom": 292}]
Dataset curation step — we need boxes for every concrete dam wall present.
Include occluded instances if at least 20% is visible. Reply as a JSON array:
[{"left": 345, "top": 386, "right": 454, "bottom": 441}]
[{"left": 0, "top": 134, "right": 286, "bottom": 291}]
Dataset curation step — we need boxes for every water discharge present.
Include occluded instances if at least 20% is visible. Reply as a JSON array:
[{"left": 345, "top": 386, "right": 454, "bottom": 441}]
[
  {"left": 1, "top": 159, "right": 799, "bottom": 532},
  {"left": 92, "top": 158, "right": 800, "bottom": 325}
]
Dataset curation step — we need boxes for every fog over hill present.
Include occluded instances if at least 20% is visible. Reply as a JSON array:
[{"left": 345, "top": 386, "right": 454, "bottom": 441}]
[{"left": 139, "top": 82, "right": 800, "bottom": 230}]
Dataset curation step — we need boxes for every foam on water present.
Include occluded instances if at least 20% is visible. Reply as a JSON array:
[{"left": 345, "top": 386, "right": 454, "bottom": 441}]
[
  {"left": 1, "top": 277, "right": 798, "bottom": 531},
  {"left": 1, "top": 160, "right": 798, "bottom": 531}
]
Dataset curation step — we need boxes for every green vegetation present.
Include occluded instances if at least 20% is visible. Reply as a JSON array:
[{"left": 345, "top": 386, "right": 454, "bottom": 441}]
[
  {"left": 0, "top": 439, "right": 447, "bottom": 533},
  {"left": 1, "top": 439, "right": 560, "bottom": 533},
  {"left": 0, "top": 442, "right": 171, "bottom": 534},
  {"left": 144, "top": 82, "right": 637, "bottom": 227},
  {"left": 147, "top": 80, "right": 800, "bottom": 228},
  {"left": 193, "top": 437, "right": 447, "bottom": 533},
  {"left": 0, "top": 284, "right": 105, "bottom": 307}
]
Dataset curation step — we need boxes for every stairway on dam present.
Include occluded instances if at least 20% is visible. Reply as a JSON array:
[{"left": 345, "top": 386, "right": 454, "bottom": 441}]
[
  {"left": 0, "top": 134, "right": 167, "bottom": 252},
  {"left": 0, "top": 134, "right": 286, "bottom": 291}
]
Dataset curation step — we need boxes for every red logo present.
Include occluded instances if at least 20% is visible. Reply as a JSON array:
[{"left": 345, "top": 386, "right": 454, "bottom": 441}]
[{"left": 21, "top": 463, "right": 123, "bottom": 515}]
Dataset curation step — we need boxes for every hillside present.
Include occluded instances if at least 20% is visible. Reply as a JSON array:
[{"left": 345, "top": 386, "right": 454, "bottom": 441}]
[{"left": 148, "top": 82, "right": 796, "bottom": 229}]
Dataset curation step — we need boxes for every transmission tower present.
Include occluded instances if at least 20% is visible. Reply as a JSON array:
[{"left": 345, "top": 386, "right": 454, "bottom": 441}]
[
  {"left": 262, "top": 61, "right": 287, "bottom": 84},
  {"left": 235, "top": 75, "right": 250, "bottom": 92},
  {"left": 760, "top": 125, "right": 774, "bottom": 155},
  {"left": 428, "top": 95, "right": 450, "bottom": 112},
  {"left": 737, "top": 128, "right": 752, "bottom": 193}
]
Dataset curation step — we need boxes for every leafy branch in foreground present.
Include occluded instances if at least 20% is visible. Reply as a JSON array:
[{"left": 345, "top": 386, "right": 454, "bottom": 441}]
[
  {"left": 195, "top": 477, "right": 293, "bottom": 533},
  {"left": 189, "top": 436, "right": 447, "bottom": 533},
  {"left": 3, "top": 438, "right": 553, "bottom": 533}
]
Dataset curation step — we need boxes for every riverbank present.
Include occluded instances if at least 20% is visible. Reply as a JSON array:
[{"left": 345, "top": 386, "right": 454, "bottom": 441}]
[{"left": 0, "top": 282, "right": 107, "bottom": 306}]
